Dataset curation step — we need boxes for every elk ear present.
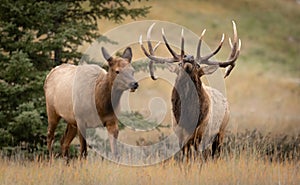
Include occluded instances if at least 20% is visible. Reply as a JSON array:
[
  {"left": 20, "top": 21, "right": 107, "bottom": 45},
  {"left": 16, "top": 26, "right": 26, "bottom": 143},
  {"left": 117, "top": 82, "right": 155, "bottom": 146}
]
[
  {"left": 101, "top": 47, "right": 113, "bottom": 65},
  {"left": 201, "top": 65, "right": 219, "bottom": 75},
  {"left": 122, "top": 47, "right": 132, "bottom": 63}
]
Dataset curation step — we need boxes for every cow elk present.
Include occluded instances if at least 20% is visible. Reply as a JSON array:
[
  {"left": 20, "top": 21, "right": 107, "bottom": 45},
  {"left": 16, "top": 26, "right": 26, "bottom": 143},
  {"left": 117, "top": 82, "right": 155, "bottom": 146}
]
[
  {"left": 44, "top": 47, "right": 138, "bottom": 160},
  {"left": 139, "top": 21, "right": 241, "bottom": 159}
]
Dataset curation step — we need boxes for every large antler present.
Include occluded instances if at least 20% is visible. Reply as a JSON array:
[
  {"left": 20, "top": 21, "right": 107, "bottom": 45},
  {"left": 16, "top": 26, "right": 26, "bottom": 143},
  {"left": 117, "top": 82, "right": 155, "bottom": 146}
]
[
  {"left": 196, "top": 21, "right": 242, "bottom": 78},
  {"left": 139, "top": 23, "right": 184, "bottom": 80}
]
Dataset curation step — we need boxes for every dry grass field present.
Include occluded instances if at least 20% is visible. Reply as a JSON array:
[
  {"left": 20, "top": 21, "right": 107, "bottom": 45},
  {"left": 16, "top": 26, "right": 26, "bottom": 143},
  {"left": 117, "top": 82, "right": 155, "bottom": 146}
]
[
  {"left": 0, "top": 151, "right": 299, "bottom": 185},
  {"left": 1, "top": 0, "right": 299, "bottom": 184},
  {"left": 1, "top": 130, "right": 299, "bottom": 185}
]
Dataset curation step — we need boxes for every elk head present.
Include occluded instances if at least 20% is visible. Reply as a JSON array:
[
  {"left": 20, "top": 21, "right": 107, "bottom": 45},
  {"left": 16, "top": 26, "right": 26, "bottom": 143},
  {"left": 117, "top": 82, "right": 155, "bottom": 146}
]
[
  {"left": 139, "top": 21, "right": 241, "bottom": 80},
  {"left": 102, "top": 47, "right": 139, "bottom": 92}
]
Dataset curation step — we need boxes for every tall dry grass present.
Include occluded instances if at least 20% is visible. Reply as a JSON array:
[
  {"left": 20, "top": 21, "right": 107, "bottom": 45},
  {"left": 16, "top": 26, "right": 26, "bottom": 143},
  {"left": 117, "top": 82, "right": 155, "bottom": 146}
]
[
  {"left": 1, "top": 131, "right": 299, "bottom": 185},
  {"left": 0, "top": 154, "right": 298, "bottom": 185}
]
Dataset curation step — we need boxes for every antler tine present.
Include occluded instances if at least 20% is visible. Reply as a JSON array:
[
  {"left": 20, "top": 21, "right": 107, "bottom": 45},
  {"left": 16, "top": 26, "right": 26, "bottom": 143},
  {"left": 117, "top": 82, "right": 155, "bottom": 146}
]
[
  {"left": 227, "top": 20, "right": 238, "bottom": 60},
  {"left": 201, "top": 33, "right": 225, "bottom": 63},
  {"left": 232, "top": 20, "right": 238, "bottom": 43},
  {"left": 139, "top": 24, "right": 179, "bottom": 80},
  {"left": 195, "top": 21, "right": 241, "bottom": 78},
  {"left": 229, "top": 37, "right": 233, "bottom": 48},
  {"left": 139, "top": 34, "right": 159, "bottom": 80},
  {"left": 149, "top": 41, "right": 161, "bottom": 80},
  {"left": 196, "top": 29, "right": 206, "bottom": 61},
  {"left": 223, "top": 39, "right": 241, "bottom": 77},
  {"left": 181, "top": 29, "right": 185, "bottom": 58},
  {"left": 139, "top": 34, "right": 176, "bottom": 64},
  {"left": 149, "top": 60, "right": 157, "bottom": 80},
  {"left": 220, "top": 21, "right": 241, "bottom": 78},
  {"left": 139, "top": 35, "right": 151, "bottom": 59},
  {"left": 218, "top": 38, "right": 241, "bottom": 67},
  {"left": 153, "top": 41, "right": 161, "bottom": 52},
  {"left": 147, "top": 23, "right": 156, "bottom": 55},
  {"left": 161, "top": 28, "right": 180, "bottom": 60}
]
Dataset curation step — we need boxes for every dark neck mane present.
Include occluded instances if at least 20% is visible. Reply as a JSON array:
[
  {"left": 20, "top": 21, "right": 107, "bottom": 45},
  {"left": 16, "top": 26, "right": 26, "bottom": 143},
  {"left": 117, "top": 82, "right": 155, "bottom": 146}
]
[
  {"left": 190, "top": 72, "right": 210, "bottom": 122},
  {"left": 172, "top": 69, "right": 210, "bottom": 127}
]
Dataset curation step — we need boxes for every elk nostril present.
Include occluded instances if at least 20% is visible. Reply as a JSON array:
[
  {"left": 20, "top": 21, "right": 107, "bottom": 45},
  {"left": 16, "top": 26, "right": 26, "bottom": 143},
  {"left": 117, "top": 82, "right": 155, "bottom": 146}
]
[{"left": 130, "top": 82, "right": 139, "bottom": 89}]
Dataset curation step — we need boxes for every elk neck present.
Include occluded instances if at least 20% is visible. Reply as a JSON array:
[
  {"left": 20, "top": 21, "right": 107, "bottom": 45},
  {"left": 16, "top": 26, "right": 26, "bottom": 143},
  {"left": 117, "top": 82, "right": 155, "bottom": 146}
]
[
  {"left": 191, "top": 71, "right": 210, "bottom": 123},
  {"left": 94, "top": 72, "right": 122, "bottom": 119},
  {"left": 173, "top": 69, "right": 210, "bottom": 126}
]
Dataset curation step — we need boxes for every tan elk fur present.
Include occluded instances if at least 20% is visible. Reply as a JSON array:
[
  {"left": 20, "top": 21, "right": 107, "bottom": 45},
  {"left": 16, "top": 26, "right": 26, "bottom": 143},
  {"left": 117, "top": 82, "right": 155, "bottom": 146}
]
[{"left": 44, "top": 47, "right": 138, "bottom": 159}]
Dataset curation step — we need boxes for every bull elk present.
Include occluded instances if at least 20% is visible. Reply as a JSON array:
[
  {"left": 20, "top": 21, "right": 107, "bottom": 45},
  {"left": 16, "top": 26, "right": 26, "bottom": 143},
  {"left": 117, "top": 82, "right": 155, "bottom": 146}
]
[
  {"left": 44, "top": 47, "right": 138, "bottom": 160},
  {"left": 139, "top": 21, "right": 241, "bottom": 158}
]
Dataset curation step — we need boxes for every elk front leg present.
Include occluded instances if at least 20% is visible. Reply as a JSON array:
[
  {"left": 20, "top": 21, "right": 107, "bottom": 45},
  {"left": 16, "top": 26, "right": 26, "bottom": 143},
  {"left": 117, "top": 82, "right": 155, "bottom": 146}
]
[{"left": 106, "top": 120, "right": 119, "bottom": 157}]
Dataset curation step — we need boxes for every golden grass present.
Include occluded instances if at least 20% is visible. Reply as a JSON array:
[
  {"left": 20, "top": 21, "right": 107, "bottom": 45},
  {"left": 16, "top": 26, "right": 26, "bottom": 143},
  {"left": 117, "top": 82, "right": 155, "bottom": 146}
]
[
  {"left": 1, "top": 130, "right": 299, "bottom": 184},
  {"left": 0, "top": 154, "right": 299, "bottom": 185}
]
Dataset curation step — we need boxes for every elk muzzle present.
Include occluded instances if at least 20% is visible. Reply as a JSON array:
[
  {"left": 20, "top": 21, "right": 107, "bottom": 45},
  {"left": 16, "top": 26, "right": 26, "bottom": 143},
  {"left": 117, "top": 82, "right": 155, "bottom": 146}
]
[{"left": 129, "top": 82, "right": 139, "bottom": 92}]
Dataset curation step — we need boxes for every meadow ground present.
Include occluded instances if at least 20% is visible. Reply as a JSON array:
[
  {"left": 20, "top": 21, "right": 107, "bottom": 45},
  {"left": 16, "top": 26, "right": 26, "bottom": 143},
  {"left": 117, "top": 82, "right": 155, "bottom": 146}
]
[
  {"left": 0, "top": 153, "right": 299, "bottom": 185},
  {"left": 1, "top": 130, "right": 299, "bottom": 185}
]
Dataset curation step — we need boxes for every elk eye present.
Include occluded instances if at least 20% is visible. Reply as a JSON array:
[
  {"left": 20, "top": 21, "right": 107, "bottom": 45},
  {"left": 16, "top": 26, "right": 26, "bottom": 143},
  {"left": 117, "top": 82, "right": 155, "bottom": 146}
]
[{"left": 116, "top": 71, "right": 119, "bottom": 74}]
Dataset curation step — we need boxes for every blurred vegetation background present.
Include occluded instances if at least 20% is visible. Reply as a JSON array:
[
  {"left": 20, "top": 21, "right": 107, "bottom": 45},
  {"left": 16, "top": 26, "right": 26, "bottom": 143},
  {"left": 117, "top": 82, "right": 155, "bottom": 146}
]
[{"left": 0, "top": 0, "right": 299, "bottom": 157}]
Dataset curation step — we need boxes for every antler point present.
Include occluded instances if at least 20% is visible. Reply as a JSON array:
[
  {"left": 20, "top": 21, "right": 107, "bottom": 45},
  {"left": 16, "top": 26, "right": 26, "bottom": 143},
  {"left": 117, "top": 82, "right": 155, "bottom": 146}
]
[
  {"left": 228, "top": 37, "right": 233, "bottom": 48},
  {"left": 232, "top": 20, "right": 236, "bottom": 27},
  {"left": 232, "top": 21, "right": 238, "bottom": 42},
  {"left": 161, "top": 28, "right": 165, "bottom": 35},
  {"left": 139, "top": 35, "right": 143, "bottom": 45},
  {"left": 221, "top": 33, "right": 225, "bottom": 42},
  {"left": 201, "top": 29, "right": 206, "bottom": 38},
  {"left": 147, "top": 23, "right": 156, "bottom": 41}
]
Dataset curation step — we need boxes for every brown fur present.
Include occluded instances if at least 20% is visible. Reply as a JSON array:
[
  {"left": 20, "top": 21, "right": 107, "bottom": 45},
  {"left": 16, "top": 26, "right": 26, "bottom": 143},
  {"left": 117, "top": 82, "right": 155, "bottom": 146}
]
[
  {"left": 44, "top": 47, "right": 137, "bottom": 160},
  {"left": 172, "top": 62, "right": 229, "bottom": 159},
  {"left": 139, "top": 22, "right": 240, "bottom": 160}
]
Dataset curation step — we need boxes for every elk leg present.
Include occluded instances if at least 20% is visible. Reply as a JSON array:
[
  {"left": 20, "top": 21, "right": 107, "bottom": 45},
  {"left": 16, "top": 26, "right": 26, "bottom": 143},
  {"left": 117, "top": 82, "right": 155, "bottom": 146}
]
[
  {"left": 78, "top": 129, "right": 87, "bottom": 159},
  {"left": 212, "top": 133, "right": 222, "bottom": 158},
  {"left": 182, "top": 144, "right": 191, "bottom": 163},
  {"left": 212, "top": 111, "right": 229, "bottom": 158},
  {"left": 106, "top": 121, "right": 119, "bottom": 157},
  {"left": 46, "top": 112, "right": 60, "bottom": 159},
  {"left": 61, "top": 124, "right": 77, "bottom": 159}
]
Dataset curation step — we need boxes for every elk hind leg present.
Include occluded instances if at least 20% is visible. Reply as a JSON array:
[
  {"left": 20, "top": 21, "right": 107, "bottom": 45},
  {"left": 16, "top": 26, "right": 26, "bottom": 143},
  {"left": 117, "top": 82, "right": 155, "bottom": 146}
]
[
  {"left": 212, "top": 133, "right": 224, "bottom": 158},
  {"left": 78, "top": 129, "right": 88, "bottom": 159},
  {"left": 212, "top": 111, "right": 229, "bottom": 159},
  {"left": 61, "top": 123, "right": 77, "bottom": 160},
  {"left": 47, "top": 110, "right": 60, "bottom": 159},
  {"left": 182, "top": 144, "right": 192, "bottom": 164}
]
